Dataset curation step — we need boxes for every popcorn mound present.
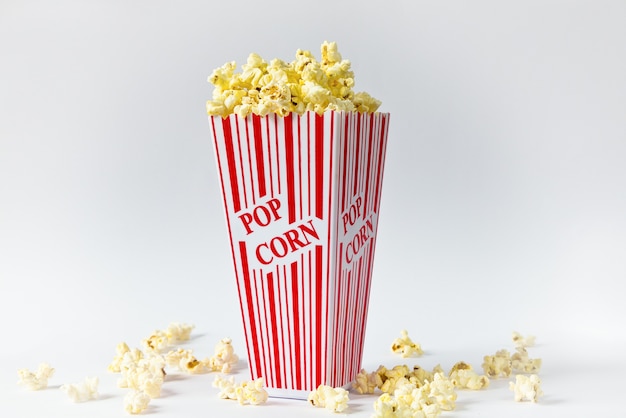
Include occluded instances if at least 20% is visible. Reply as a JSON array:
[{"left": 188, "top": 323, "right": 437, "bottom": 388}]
[{"left": 206, "top": 41, "right": 381, "bottom": 118}]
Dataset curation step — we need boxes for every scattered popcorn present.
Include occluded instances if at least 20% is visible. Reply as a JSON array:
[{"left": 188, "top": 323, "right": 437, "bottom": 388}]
[
  {"left": 372, "top": 380, "right": 444, "bottom": 418},
  {"left": 512, "top": 331, "right": 536, "bottom": 349},
  {"left": 352, "top": 368, "right": 382, "bottom": 394},
  {"left": 213, "top": 375, "right": 238, "bottom": 400},
  {"left": 17, "top": 363, "right": 55, "bottom": 391},
  {"left": 108, "top": 342, "right": 131, "bottom": 373},
  {"left": 391, "top": 329, "right": 424, "bottom": 358},
  {"left": 206, "top": 41, "right": 382, "bottom": 118},
  {"left": 213, "top": 375, "right": 268, "bottom": 405},
  {"left": 165, "top": 348, "right": 206, "bottom": 374},
  {"left": 206, "top": 337, "right": 239, "bottom": 373},
  {"left": 60, "top": 376, "right": 99, "bottom": 402},
  {"left": 509, "top": 374, "right": 543, "bottom": 402},
  {"left": 424, "top": 373, "right": 457, "bottom": 411},
  {"left": 448, "top": 362, "right": 489, "bottom": 390},
  {"left": 142, "top": 322, "right": 195, "bottom": 353},
  {"left": 118, "top": 355, "right": 165, "bottom": 398},
  {"left": 124, "top": 390, "right": 151, "bottom": 414},
  {"left": 308, "top": 384, "right": 349, "bottom": 413},
  {"left": 235, "top": 378, "right": 269, "bottom": 405},
  {"left": 511, "top": 347, "right": 542, "bottom": 373},
  {"left": 482, "top": 349, "right": 512, "bottom": 378}
]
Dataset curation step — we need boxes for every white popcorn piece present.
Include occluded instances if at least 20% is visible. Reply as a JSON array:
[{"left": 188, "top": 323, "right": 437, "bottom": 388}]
[
  {"left": 213, "top": 375, "right": 238, "bottom": 400},
  {"left": 235, "top": 378, "right": 269, "bottom": 405},
  {"left": 17, "top": 363, "right": 55, "bottom": 391},
  {"left": 165, "top": 322, "right": 195, "bottom": 344},
  {"left": 448, "top": 362, "right": 489, "bottom": 390},
  {"left": 308, "top": 384, "right": 349, "bottom": 413},
  {"left": 205, "top": 337, "right": 239, "bottom": 373},
  {"left": 424, "top": 373, "right": 457, "bottom": 411},
  {"left": 141, "top": 322, "right": 194, "bottom": 353},
  {"left": 482, "top": 349, "right": 512, "bottom": 378},
  {"left": 509, "top": 374, "right": 543, "bottom": 402},
  {"left": 372, "top": 382, "right": 443, "bottom": 418},
  {"left": 511, "top": 347, "right": 542, "bottom": 374},
  {"left": 108, "top": 342, "right": 131, "bottom": 373},
  {"left": 60, "top": 376, "right": 99, "bottom": 402},
  {"left": 352, "top": 368, "right": 382, "bottom": 394},
  {"left": 391, "top": 330, "right": 423, "bottom": 358},
  {"left": 512, "top": 331, "right": 536, "bottom": 349},
  {"left": 124, "top": 390, "right": 151, "bottom": 414},
  {"left": 213, "top": 375, "right": 268, "bottom": 405},
  {"left": 165, "top": 348, "right": 206, "bottom": 374},
  {"left": 118, "top": 355, "right": 165, "bottom": 398}
]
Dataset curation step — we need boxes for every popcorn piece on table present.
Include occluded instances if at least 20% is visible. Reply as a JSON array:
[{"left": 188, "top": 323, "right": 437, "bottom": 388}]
[
  {"left": 213, "top": 375, "right": 268, "bottom": 405},
  {"left": 423, "top": 373, "right": 457, "bottom": 411},
  {"left": 60, "top": 376, "right": 99, "bottom": 402},
  {"left": 511, "top": 347, "right": 542, "bottom": 373},
  {"left": 391, "top": 329, "right": 424, "bottom": 358},
  {"left": 372, "top": 383, "right": 443, "bottom": 418},
  {"left": 17, "top": 363, "right": 55, "bottom": 391},
  {"left": 512, "top": 331, "right": 536, "bottom": 349},
  {"left": 448, "top": 362, "right": 489, "bottom": 390},
  {"left": 141, "top": 322, "right": 195, "bottom": 353},
  {"left": 108, "top": 342, "right": 131, "bottom": 373},
  {"left": 308, "top": 384, "right": 350, "bottom": 413},
  {"left": 352, "top": 368, "right": 383, "bottom": 394},
  {"left": 509, "top": 374, "right": 543, "bottom": 402},
  {"left": 205, "top": 337, "right": 239, "bottom": 373},
  {"left": 165, "top": 348, "right": 206, "bottom": 374},
  {"left": 119, "top": 355, "right": 165, "bottom": 398},
  {"left": 482, "top": 349, "right": 512, "bottom": 378},
  {"left": 124, "top": 390, "right": 151, "bottom": 414}
]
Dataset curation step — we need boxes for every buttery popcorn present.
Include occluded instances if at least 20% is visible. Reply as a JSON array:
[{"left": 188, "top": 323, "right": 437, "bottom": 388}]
[
  {"left": 124, "top": 390, "right": 151, "bottom": 414},
  {"left": 142, "top": 322, "right": 195, "bottom": 353},
  {"left": 213, "top": 375, "right": 268, "bottom": 406},
  {"left": 482, "top": 349, "right": 512, "bottom": 378},
  {"left": 352, "top": 368, "right": 383, "bottom": 394},
  {"left": 207, "top": 41, "right": 381, "bottom": 118},
  {"left": 511, "top": 347, "right": 542, "bottom": 374},
  {"left": 307, "top": 384, "right": 350, "bottom": 413},
  {"left": 60, "top": 377, "right": 99, "bottom": 402},
  {"left": 391, "top": 329, "right": 424, "bottom": 358},
  {"left": 509, "top": 374, "right": 543, "bottom": 402},
  {"left": 448, "top": 362, "right": 489, "bottom": 390},
  {"left": 108, "top": 342, "right": 132, "bottom": 373},
  {"left": 512, "top": 331, "right": 536, "bottom": 349},
  {"left": 17, "top": 363, "right": 55, "bottom": 391},
  {"left": 206, "top": 337, "right": 239, "bottom": 373},
  {"left": 118, "top": 354, "right": 166, "bottom": 398}
]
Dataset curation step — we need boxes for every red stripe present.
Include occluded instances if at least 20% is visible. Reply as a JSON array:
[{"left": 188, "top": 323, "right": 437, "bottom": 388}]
[
  {"left": 290, "top": 261, "right": 302, "bottom": 389},
  {"left": 297, "top": 115, "right": 303, "bottom": 221},
  {"left": 308, "top": 251, "right": 313, "bottom": 390},
  {"left": 222, "top": 117, "right": 241, "bottom": 213},
  {"left": 266, "top": 272, "right": 282, "bottom": 388},
  {"left": 324, "top": 112, "right": 335, "bottom": 385},
  {"left": 362, "top": 114, "right": 375, "bottom": 220},
  {"left": 238, "top": 242, "right": 262, "bottom": 378},
  {"left": 285, "top": 114, "right": 296, "bottom": 224},
  {"left": 315, "top": 113, "right": 324, "bottom": 219},
  {"left": 340, "top": 115, "right": 349, "bottom": 212},
  {"left": 314, "top": 245, "right": 323, "bottom": 387},
  {"left": 350, "top": 258, "right": 364, "bottom": 379},
  {"left": 244, "top": 116, "right": 257, "bottom": 205},
  {"left": 254, "top": 270, "right": 270, "bottom": 383},
  {"left": 234, "top": 116, "right": 249, "bottom": 209},
  {"left": 252, "top": 114, "right": 267, "bottom": 198},
  {"left": 373, "top": 115, "right": 388, "bottom": 213},
  {"left": 352, "top": 112, "right": 361, "bottom": 196},
  {"left": 276, "top": 265, "right": 288, "bottom": 387},
  {"left": 307, "top": 113, "right": 312, "bottom": 218}
]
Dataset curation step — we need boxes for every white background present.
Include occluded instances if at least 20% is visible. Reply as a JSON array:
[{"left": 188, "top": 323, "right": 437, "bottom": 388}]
[{"left": 1, "top": 0, "right": 625, "bottom": 417}]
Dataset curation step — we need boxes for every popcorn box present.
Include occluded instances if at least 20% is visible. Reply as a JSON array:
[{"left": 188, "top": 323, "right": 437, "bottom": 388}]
[{"left": 209, "top": 111, "right": 390, "bottom": 399}]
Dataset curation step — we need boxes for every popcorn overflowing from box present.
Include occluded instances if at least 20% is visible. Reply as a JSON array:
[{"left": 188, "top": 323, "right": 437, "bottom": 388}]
[{"left": 207, "top": 41, "right": 390, "bottom": 398}]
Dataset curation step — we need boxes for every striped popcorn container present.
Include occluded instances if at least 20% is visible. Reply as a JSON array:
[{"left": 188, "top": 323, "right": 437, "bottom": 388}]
[{"left": 209, "top": 110, "right": 390, "bottom": 399}]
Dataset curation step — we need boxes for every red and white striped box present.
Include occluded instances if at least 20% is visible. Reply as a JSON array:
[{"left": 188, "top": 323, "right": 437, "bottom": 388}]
[{"left": 209, "top": 110, "right": 390, "bottom": 399}]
